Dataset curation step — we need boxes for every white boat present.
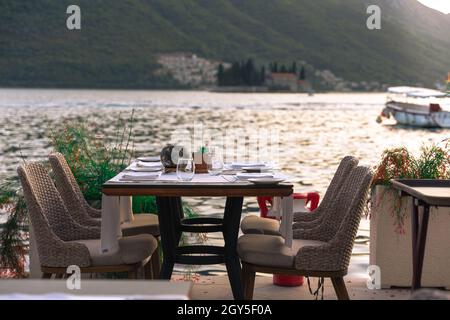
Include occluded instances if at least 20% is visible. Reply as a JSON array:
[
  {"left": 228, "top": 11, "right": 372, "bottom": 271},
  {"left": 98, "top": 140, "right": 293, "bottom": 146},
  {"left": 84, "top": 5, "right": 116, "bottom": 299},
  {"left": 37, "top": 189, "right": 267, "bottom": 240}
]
[{"left": 380, "top": 86, "right": 450, "bottom": 128}]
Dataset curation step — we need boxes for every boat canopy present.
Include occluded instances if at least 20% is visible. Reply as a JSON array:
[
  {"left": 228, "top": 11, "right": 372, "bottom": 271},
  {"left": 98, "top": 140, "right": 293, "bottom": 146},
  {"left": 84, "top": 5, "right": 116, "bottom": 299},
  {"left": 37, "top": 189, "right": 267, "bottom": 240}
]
[{"left": 388, "top": 86, "right": 447, "bottom": 98}]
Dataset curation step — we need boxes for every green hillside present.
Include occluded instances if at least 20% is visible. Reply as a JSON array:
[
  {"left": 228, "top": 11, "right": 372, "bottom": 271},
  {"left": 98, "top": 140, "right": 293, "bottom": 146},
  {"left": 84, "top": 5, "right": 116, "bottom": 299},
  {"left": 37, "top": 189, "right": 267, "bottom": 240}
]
[{"left": 0, "top": 0, "right": 449, "bottom": 89}]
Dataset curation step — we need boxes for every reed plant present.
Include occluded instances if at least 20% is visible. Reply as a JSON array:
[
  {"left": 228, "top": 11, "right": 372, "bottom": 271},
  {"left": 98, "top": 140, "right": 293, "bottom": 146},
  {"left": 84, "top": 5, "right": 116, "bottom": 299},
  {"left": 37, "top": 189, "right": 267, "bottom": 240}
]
[
  {"left": 49, "top": 111, "right": 159, "bottom": 213},
  {"left": 49, "top": 111, "right": 135, "bottom": 205}
]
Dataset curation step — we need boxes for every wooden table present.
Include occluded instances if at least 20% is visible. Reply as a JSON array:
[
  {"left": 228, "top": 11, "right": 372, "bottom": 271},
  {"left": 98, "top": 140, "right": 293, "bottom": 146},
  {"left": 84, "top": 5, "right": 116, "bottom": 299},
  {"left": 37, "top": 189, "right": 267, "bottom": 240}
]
[
  {"left": 391, "top": 179, "right": 450, "bottom": 290},
  {"left": 103, "top": 179, "right": 293, "bottom": 300}
]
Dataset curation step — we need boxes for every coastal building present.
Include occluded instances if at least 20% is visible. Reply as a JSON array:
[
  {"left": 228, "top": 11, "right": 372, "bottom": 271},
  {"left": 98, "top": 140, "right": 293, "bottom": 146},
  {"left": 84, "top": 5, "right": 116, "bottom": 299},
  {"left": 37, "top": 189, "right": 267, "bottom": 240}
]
[
  {"left": 156, "top": 53, "right": 229, "bottom": 87},
  {"left": 266, "top": 72, "right": 310, "bottom": 92},
  {"left": 267, "top": 73, "right": 298, "bottom": 91}
]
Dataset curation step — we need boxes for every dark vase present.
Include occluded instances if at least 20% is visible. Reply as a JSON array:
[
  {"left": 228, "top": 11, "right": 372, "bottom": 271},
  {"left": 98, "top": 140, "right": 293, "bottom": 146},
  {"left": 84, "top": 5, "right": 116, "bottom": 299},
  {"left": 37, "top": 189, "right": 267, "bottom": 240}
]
[{"left": 160, "top": 144, "right": 185, "bottom": 168}]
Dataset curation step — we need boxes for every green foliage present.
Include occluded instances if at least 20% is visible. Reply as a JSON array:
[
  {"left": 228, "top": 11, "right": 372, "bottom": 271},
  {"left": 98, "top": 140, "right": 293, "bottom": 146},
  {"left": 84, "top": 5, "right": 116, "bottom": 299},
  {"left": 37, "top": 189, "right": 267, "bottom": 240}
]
[
  {"left": 0, "top": 178, "right": 28, "bottom": 277},
  {"left": 415, "top": 145, "right": 450, "bottom": 180},
  {"left": 49, "top": 111, "right": 136, "bottom": 203},
  {"left": 218, "top": 59, "right": 266, "bottom": 87},
  {"left": 0, "top": 0, "right": 449, "bottom": 88}
]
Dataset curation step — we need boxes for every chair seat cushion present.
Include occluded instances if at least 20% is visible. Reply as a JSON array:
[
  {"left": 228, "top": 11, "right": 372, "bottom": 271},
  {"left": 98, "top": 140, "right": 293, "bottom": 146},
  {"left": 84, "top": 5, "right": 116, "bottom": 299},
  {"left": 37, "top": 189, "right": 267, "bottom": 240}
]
[
  {"left": 121, "top": 213, "right": 159, "bottom": 237},
  {"left": 71, "top": 234, "right": 157, "bottom": 266},
  {"left": 240, "top": 215, "right": 281, "bottom": 236},
  {"left": 237, "top": 234, "right": 326, "bottom": 268}
]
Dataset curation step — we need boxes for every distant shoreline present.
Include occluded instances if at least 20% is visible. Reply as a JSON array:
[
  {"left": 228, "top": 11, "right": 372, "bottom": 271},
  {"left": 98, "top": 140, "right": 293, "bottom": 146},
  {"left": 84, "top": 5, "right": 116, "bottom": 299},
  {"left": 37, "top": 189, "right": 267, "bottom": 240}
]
[{"left": 0, "top": 86, "right": 386, "bottom": 94}]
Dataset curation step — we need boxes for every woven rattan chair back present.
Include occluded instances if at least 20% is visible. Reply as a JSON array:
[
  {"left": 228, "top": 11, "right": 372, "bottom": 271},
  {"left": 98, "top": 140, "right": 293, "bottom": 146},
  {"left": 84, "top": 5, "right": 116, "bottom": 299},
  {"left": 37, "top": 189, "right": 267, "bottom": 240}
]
[
  {"left": 49, "top": 152, "right": 99, "bottom": 226},
  {"left": 18, "top": 163, "right": 91, "bottom": 267},
  {"left": 295, "top": 166, "right": 373, "bottom": 272}
]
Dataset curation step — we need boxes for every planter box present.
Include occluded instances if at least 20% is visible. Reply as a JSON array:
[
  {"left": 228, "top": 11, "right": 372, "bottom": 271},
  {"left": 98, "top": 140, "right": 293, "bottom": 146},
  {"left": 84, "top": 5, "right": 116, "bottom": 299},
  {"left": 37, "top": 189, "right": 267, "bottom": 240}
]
[{"left": 370, "top": 185, "right": 450, "bottom": 289}]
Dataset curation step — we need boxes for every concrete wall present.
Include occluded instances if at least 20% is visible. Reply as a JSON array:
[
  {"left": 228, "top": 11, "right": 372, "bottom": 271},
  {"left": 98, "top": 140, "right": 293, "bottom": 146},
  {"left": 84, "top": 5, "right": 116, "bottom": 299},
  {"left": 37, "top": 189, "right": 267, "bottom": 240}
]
[{"left": 370, "top": 186, "right": 450, "bottom": 289}]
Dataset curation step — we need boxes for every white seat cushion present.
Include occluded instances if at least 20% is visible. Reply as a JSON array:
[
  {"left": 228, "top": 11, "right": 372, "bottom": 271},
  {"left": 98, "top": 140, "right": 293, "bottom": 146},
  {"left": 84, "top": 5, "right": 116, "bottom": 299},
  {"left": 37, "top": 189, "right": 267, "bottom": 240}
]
[
  {"left": 240, "top": 215, "right": 281, "bottom": 236},
  {"left": 237, "top": 234, "right": 326, "bottom": 268},
  {"left": 71, "top": 234, "right": 157, "bottom": 266}
]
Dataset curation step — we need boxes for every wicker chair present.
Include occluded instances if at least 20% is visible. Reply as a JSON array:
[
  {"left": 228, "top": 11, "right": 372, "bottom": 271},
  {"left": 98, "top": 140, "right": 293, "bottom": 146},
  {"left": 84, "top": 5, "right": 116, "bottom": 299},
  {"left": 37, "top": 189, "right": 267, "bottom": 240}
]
[
  {"left": 49, "top": 152, "right": 161, "bottom": 276},
  {"left": 240, "top": 156, "right": 358, "bottom": 236},
  {"left": 238, "top": 166, "right": 373, "bottom": 300},
  {"left": 18, "top": 163, "right": 158, "bottom": 279}
]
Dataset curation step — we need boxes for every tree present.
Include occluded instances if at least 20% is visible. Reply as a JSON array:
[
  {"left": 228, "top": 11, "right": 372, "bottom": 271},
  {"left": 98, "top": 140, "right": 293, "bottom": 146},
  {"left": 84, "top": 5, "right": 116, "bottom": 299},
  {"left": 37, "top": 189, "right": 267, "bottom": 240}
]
[
  {"left": 260, "top": 66, "right": 266, "bottom": 85},
  {"left": 217, "top": 59, "right": 266, "bottom": 87},
  {"left": 243, "top": 59, "right": 255, "bottom": 85},
  {"left": 217, "top": 64, "right": 225, "bottom": 86},
  {"left": 280, "top": 64, "right": 288, "bottom": 73},
  {"left": 272, "top": 62, "right": 278, "bottom": 73},
  {"left": 231, "top": 62, "right": 241, "bottom": 85},
  {"left": 299, "top": 66, "right": 306, "bottom": 80},
  {"left": 291, "top": 61, "right": 297, "bottom": 74}
]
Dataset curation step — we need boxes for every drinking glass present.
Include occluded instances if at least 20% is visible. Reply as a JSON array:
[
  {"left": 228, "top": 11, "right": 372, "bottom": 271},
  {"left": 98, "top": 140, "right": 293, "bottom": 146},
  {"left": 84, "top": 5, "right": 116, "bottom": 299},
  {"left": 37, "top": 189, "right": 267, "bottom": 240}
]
[
  {"left": 207, "top": 147, "right": 224, "bottom": 176},
  {"left": 177, "top": 158, "right": 195, "bottom": 181}
]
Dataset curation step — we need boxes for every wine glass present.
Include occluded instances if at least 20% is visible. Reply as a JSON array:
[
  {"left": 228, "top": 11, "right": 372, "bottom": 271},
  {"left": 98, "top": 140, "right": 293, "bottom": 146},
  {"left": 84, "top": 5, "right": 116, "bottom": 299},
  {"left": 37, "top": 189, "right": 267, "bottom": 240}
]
[
  {"left": 207, "top": 147, "right": 224, "bottom": 176},
  {"left": 177, "top": 158, "right": 195, "bottom": 181}
]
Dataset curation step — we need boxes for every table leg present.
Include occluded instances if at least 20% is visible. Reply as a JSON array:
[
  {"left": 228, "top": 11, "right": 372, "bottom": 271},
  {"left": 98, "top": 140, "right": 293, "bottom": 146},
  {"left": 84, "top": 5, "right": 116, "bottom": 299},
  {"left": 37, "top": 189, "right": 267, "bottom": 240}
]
[
  {"left": 412, "top": 204, "right": 430, "bottom": 290},
  {"left": 411, "top": 199, "right": 419, "bottom": 289},
  {"left": 156, "top": 196, "right": 183, "bottom": 280},
  {"left": 222, "top": 197, "right": 244, "bottom": 300}
]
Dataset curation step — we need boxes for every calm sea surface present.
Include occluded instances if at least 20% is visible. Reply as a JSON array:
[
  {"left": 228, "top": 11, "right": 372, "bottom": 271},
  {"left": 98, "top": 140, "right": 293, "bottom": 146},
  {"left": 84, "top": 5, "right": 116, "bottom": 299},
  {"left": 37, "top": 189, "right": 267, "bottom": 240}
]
[
  {"left": 1, "top": 89, "right": 447, "bottom": 182},
  {"left": 1, "top": 89, "right": 447, "bottom": 275}
]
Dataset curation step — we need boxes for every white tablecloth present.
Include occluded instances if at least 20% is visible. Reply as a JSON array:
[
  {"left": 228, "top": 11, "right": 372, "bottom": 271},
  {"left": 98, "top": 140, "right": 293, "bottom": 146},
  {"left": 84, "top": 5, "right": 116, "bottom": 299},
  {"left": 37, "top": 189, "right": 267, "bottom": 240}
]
[
  {"left": 270, "top": 195, "right": 294, "bottom": 247},
  {"left": 100, "top": 196, "right": 133, "bottom": 254}
]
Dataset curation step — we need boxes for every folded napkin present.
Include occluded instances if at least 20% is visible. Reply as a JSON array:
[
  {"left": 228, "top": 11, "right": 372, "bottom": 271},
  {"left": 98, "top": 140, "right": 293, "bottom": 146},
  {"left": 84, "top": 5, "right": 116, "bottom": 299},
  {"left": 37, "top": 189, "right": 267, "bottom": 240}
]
[
  {"left": 136, "top": 161, "right": 163, "bottom": 168},
  {"left": 235, "top": 172, "right": 274, "bottom": 180},
  {"left": 231, "top": 162, "right": 266, "bottom": 169},
  {"left": 120, "top": 172, "right": 161, "bottom": 181},
  {"left": 129, "top": 165, "right": 162, "bottom": 172}
]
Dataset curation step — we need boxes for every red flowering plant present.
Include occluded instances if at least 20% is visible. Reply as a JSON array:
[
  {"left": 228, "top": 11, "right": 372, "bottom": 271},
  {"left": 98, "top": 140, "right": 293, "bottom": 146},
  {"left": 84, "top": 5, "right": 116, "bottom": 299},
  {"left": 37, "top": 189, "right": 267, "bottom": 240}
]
[{"left": 373, "top": 147, "right": 417, "bottom": 186}]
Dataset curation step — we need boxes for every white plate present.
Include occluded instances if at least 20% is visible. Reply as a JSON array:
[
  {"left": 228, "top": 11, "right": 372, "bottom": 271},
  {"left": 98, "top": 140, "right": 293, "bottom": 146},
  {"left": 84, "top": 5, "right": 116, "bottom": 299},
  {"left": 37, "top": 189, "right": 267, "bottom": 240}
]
[
  {"left": 248, "top": 178, "right": 285, "bottom": 185},
  {"left": 137, "top": 156, "right": 160, "bottom": 162},
  {"left": 241, "top": 166, "right": 273, "bottom": 172}
]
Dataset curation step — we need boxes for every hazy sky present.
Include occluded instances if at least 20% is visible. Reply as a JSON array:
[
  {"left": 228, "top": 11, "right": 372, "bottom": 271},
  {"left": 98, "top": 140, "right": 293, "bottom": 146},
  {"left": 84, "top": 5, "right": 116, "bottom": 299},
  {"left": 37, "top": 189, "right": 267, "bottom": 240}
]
[{"left": 417, "top": 0, "right": 450, "bottom": 13}]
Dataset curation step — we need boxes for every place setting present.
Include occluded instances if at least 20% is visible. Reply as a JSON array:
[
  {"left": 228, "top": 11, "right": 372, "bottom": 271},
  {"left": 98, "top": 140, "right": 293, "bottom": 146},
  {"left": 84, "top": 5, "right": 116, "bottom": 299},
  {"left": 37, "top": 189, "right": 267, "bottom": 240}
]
[
  {"left": 222, "top": 161, "right": 287, "bottom": 185},
  {"left": 118, "top": 157, "right": 164, "bottom": 181},
  {"left": 113, "top": 144, "right": 289, "bottom": 187}
]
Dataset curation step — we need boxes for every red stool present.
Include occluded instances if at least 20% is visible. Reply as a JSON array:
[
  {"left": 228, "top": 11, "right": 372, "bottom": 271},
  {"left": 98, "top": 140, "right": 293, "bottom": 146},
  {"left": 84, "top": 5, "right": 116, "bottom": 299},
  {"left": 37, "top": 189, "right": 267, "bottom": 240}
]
[{"left": 257, "top": 192, "right": 320, "bottom": 287}]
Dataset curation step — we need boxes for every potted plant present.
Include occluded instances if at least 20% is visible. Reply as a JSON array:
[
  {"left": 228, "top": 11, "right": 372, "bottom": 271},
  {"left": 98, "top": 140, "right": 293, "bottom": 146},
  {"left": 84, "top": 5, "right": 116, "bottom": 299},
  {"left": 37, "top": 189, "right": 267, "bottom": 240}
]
[{"left": 370, "top": 143, "right": 450, "bottom": 289}]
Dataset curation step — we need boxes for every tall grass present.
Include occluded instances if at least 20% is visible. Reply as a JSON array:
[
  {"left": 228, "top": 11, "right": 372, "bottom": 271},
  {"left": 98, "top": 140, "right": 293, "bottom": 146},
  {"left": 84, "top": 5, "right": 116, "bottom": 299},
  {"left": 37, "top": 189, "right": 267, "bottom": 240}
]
[
  {"left": 49, "top": 111, "right": 158, "bottom": 213},
  {"left": 49, "top": 112, "right": 135, "bottom": 204}
]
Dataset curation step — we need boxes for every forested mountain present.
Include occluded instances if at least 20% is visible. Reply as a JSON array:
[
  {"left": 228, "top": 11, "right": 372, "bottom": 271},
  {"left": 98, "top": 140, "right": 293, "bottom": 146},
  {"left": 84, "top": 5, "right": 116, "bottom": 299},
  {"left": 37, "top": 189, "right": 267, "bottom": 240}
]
[{"left": 0, "top": 0, "right": 449, "bottom": 89}]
